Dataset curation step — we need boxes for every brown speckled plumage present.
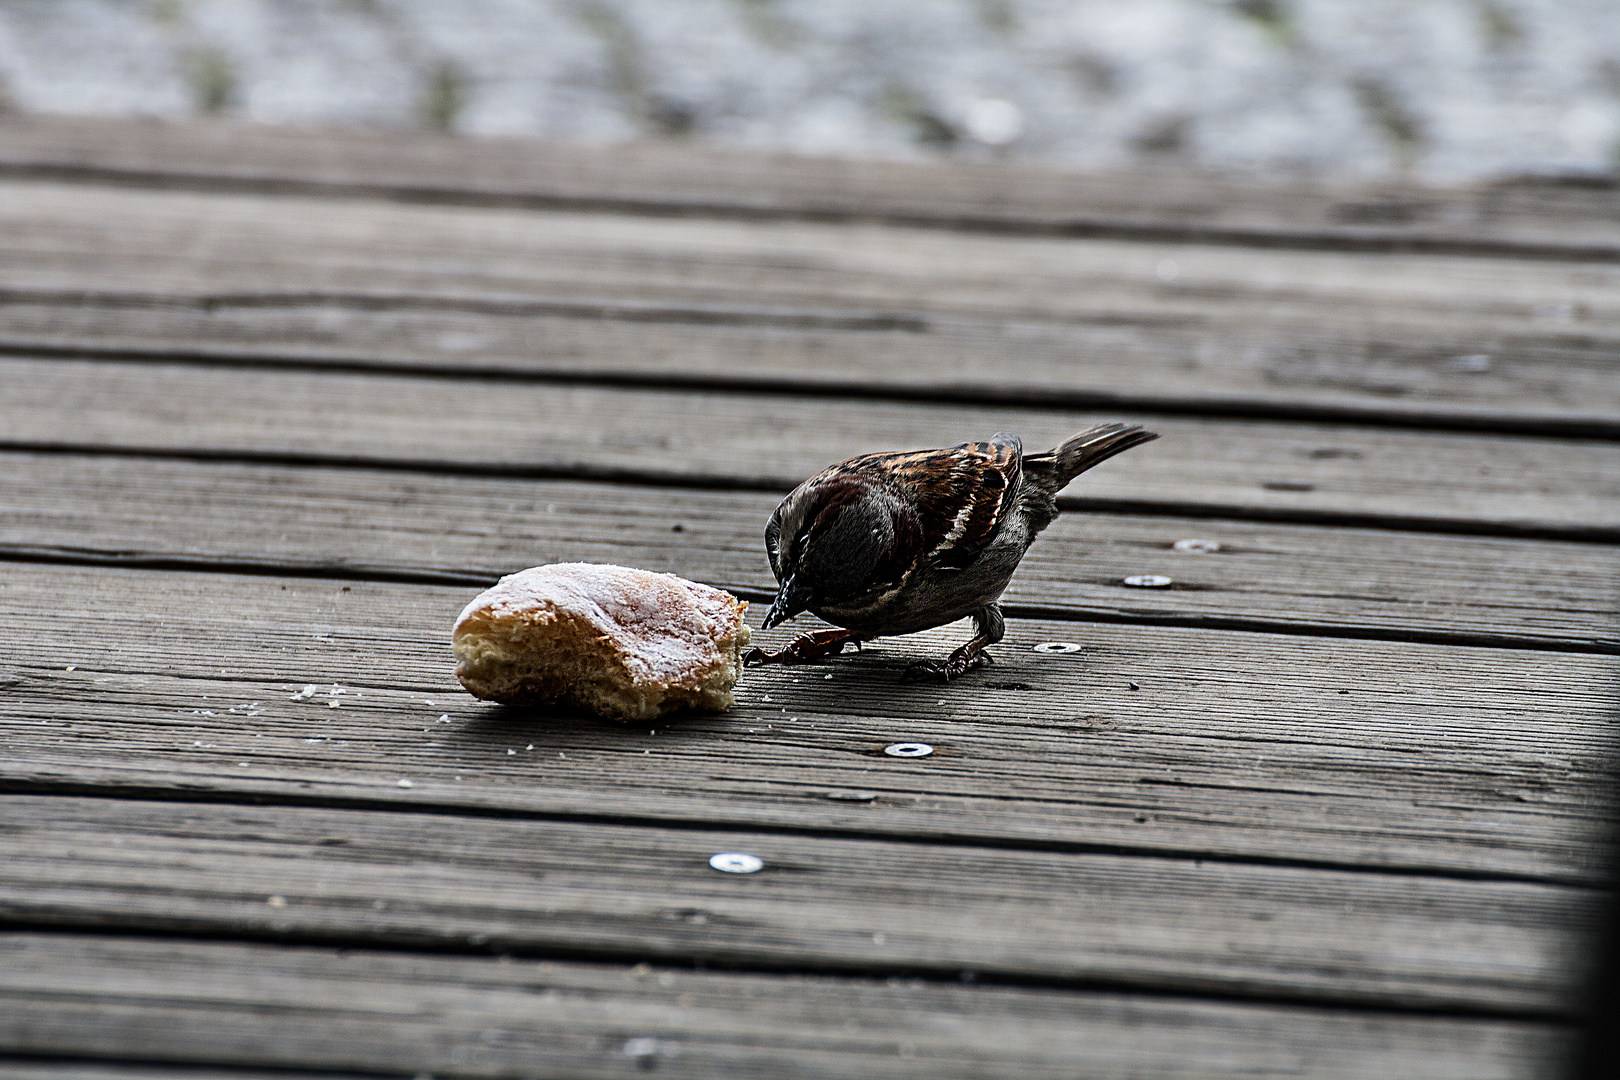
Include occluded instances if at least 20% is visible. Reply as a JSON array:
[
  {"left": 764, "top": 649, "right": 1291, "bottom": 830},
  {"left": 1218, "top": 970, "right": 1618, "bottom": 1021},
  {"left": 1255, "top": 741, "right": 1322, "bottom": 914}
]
[{"left": 745, "top": 422, "right": 1160, "bottom": 681}]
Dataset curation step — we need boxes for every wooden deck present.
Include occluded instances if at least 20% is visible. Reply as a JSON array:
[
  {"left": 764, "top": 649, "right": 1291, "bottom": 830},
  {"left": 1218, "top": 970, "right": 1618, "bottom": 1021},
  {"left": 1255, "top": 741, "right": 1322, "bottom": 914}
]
[{"left": 0, "top": 115, "right": 1615, "bottom": 1078}]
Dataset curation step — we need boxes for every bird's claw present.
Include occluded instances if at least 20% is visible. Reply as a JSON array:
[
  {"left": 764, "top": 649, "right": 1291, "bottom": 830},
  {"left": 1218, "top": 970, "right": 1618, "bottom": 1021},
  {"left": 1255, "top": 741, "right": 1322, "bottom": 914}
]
[
  {"left": 901, "top": 649, "right": 993, "bottom": 683},
  {"left": 743, "top": 630, "right": 862, "bottom": 667}
]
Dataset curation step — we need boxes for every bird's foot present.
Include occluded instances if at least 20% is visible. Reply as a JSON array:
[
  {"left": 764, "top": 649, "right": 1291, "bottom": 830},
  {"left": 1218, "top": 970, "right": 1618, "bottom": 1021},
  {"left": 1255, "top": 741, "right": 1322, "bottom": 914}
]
[
  {"left": 901, "top": 648, "right": 993, "bottom": 684},
  {"left": 743, "top": 628, "right": 863, "bottom": 667}
]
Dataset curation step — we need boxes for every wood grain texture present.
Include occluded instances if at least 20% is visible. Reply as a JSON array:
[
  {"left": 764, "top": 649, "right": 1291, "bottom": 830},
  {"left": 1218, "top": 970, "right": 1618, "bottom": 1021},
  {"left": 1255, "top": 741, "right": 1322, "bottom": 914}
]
[
  {"left": 0, "top": 453, "right": 1613, "bottom": 652},
  {"left": 6, "top": 174, "right": 1616, "bottom": 436},
  {"left": 3, "top": 180, "right": 1615, "bottom": 347},
  {"left": 1, "top": 563, "right": 1611, "bottom": 883},
  {"left": 0, "top": 795, "right": 1597, "bottom": 1013},
  {"left": 7, "top": 295, "right": 1618, "bottom": 436},
  {"left": 3, "top": 357, "right": 1617, "bottom": 537},
  {"left": 0, "top": 934, "right": 1572, "bottom": 1080},
  {"left": 2, "top": 118, "right": 1611, "bottom": 1068},
  {"left": 1, "top": 113, "right": 1615, "bottom": 258}
]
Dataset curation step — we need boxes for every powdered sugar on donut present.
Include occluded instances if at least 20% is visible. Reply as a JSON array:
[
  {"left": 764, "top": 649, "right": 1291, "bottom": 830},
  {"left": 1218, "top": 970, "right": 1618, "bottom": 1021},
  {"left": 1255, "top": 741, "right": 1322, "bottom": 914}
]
[{"left": 451, "top": 563, "right": 750, "bottom": 719}]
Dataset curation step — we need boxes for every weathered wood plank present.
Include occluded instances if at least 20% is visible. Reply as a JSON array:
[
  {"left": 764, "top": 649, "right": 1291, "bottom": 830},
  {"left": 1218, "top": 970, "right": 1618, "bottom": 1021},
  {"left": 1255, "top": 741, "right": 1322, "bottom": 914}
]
[
  {"left": 0, "top": 934, "right": 1571, "bottom": 1080},
  {"left": 7, "top": 295, "right": 1618, "bottom": 436},
  {"left": 3, "top": 180, "right": 1614, "bottom": 345},
  {"left": 0, "top": 1069, "right": 364, "bottom": 1080},
  {"left": 1, "top": 563, "right": 1611, "bottom": 883},
  {"left": 3, "top": 357, "right": 1617, "bottom": 536},
  {"left": 0, "top": 795, "right": 1596, "bottom": 1013},
  {"left": 7, "top": 175, "right": 1616, "bottom": 434},
  {"left": 0, "top": 1067, "right": 361, "bottom": 1080},
  {"left": 1, "top": 117, "right": 1605, "bottom": 1068},
  {"left": 1, "top": 454, "right": 1612, "bottom": 651},
  {"left": 1, "top": 114, "right": 1615, "bottom": 258}
]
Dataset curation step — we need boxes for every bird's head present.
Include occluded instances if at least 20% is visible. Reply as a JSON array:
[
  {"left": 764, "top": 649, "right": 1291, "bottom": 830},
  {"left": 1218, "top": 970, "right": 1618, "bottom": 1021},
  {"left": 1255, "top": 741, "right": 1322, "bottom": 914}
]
[{"left": 762, "top": 475, "right": 915, "bottom": 630}]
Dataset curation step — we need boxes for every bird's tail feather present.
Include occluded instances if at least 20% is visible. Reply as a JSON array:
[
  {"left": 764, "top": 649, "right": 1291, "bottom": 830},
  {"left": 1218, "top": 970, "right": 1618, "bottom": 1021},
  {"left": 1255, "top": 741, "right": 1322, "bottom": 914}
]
[{"left": 1025, "top": 423, "right": 1159, "bottom": 490}]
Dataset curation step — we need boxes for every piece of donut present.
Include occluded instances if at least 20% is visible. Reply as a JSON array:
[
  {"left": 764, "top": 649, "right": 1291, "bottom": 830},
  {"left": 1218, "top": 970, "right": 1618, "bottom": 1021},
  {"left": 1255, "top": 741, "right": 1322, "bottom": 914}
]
[{"left": 451, "top": 563, "right": 750, "bottom": 720}]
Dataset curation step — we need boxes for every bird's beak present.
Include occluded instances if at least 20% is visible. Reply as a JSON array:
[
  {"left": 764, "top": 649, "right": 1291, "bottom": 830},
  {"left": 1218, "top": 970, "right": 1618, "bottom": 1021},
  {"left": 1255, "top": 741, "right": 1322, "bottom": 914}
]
[{"left": 761, "top": 574, "right": 815, "bottom": 630}]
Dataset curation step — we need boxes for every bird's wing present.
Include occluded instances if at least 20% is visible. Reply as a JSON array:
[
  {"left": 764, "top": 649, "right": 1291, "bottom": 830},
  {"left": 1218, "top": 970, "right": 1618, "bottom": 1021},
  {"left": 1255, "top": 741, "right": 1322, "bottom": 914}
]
[{"left": 846, "top": 435, "right": 1022, "bottom": 570}]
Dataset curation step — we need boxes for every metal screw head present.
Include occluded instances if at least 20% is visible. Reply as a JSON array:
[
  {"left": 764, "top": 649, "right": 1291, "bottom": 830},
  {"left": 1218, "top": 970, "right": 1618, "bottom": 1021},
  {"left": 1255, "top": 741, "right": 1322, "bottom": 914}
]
[
  {"left": 884, "top": 742, "right": 934, "bottom": 758},
  {"left": 623, "top": 1037, "right": 676, "bottom": 1059},
  {"left": 1123, "top": 574, "right": 1173, "bottom": 588},
  {"left": 1033, "top": 641, "right": 1082, "bottom": 654},
  {"left": 709, "top": 852, "right": 764, "bottom": 874},
  {"left": 825, "top": 790, "right": 879, "bottom": 802},
  {"left": 1172, "top": 538, "right": 1220, "bottom": 554}
]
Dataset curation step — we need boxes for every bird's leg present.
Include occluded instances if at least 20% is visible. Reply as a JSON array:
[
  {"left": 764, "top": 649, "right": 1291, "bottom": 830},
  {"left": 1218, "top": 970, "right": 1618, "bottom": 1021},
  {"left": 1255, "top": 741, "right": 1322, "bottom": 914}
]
[
  {"left": 743, "top": 627, "right": 865, "bottom": 667},
  {"left": 902, "top": 604, "right": 1005, "bottom": 683}
]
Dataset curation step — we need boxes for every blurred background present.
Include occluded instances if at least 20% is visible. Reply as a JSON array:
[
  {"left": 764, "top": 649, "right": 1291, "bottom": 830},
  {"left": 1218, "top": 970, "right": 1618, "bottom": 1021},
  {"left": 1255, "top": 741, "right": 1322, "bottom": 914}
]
[{"left": 0, "top": 0, "right": 1616, "bottom": 185}]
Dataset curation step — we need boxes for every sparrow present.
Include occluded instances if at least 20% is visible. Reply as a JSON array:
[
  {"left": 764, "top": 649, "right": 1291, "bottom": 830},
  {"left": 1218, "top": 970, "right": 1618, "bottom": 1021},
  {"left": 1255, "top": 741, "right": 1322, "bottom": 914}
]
[{"left": 742, "top": 422, "right": 1160, "bottom": 681}]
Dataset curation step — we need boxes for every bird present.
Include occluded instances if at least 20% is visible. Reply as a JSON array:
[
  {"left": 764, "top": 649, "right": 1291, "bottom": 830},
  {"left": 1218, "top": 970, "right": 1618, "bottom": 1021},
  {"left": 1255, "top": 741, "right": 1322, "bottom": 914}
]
[{"left": 742, "top": 423, "right": 1160, "bottom": 681}]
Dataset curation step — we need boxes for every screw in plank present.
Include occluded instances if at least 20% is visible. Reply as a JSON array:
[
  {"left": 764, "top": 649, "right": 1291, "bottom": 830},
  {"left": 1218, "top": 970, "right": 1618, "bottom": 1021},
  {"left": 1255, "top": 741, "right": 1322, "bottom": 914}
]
[
  {"left": 1123, "top": 574, "right": 1173, "bottom": 588},
  {"left": 884, "top": 742, "right": 933, "bottom": 758},
  {"left": 1033, "top": 641, "right": 1082, "bottom": 654},
  {"left": 622, "top": 1037, "right": 676, "bottom": 1061},
  {"left": 825, "top": 790, "right": 878, "bottom": 802},
  {"left": 1172, "top": 538, "right": 1220, "bottom": 553},
  {"left": 709, "top": 852, "right": 764, "bottom": 874}
]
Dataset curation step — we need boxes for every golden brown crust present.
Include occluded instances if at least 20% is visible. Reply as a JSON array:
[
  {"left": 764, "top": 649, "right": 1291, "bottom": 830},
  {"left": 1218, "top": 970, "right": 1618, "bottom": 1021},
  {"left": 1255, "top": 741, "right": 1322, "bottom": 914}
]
[{"left": 451, "top": 563, "right": 750, "bottom": 721}]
